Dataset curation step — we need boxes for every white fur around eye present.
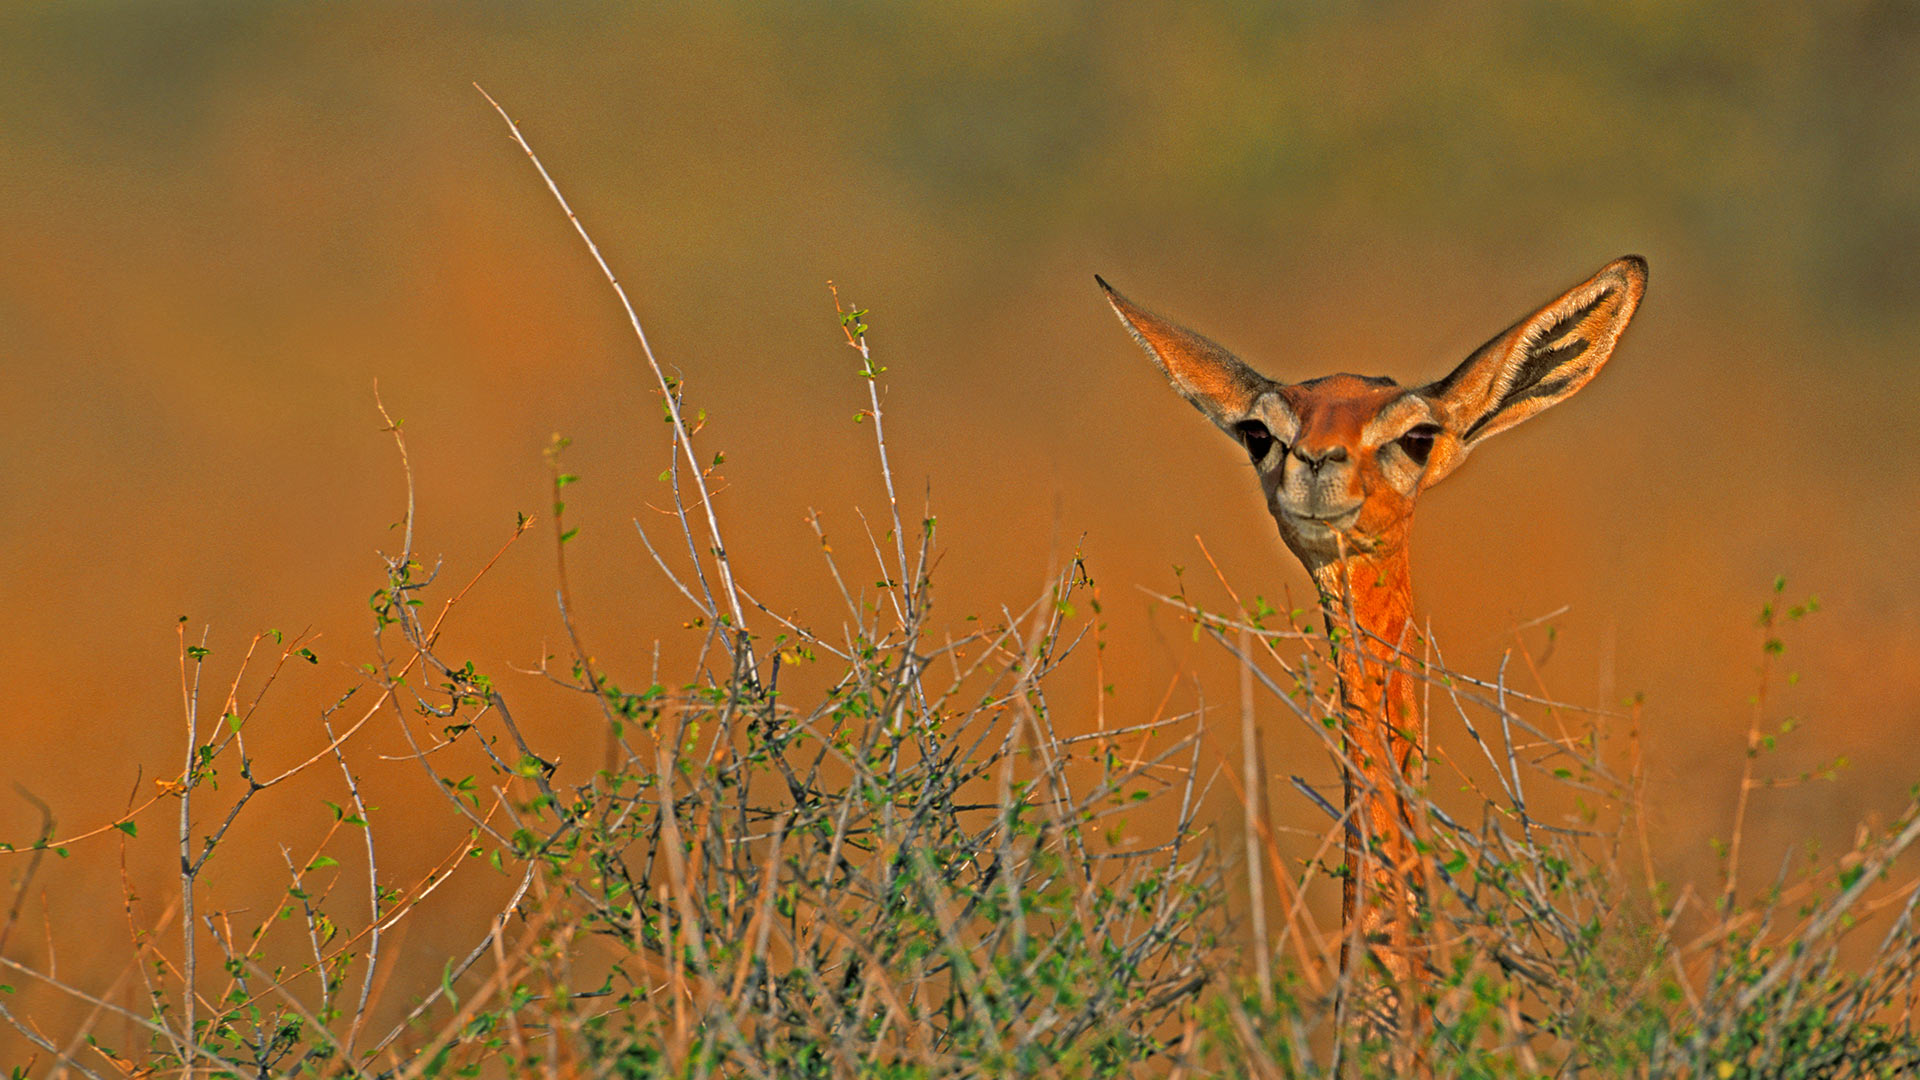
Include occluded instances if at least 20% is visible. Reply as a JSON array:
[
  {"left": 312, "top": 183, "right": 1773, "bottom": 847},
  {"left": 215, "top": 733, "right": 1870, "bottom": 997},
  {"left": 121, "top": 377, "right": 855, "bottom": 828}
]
[
  {"left": 1374, "top": 429, "right": 1435, "bottom": 494},
  {"left": 1253, "top": 395, "right": 1299, "bottom": 447}
]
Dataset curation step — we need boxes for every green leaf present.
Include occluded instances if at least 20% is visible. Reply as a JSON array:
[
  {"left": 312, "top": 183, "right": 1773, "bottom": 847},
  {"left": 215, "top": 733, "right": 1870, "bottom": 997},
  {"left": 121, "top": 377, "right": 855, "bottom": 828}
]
[
  {"left": 114, "top": 821, "right": 138, "bottom": 838},
  {"left": 440, "top": 959, "right": 461, "bottom": 1010},
  {"left": 306, "top": 855, "right": 340, "bottom": 872}
]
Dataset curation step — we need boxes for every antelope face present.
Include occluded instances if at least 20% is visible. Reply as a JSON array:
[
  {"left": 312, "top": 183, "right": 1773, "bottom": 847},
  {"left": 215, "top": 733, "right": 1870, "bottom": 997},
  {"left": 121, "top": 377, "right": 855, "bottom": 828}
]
[
  {"left": 1237, "top": 375, "right": 1442, "bottom": 564},
  {"left": 1098, "top": 257, "right": 1646, "bottom": 573}
]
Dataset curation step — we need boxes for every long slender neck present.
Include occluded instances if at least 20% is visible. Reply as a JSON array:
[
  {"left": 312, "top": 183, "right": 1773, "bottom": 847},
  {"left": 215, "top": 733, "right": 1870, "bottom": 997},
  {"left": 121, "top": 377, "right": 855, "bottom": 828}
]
[
  {"left": 1313, "top": 543, "right": 1430, "bottom": 1038},
  {"left": 1309, "top": 546, "right": 1420, "bottom": 743}
]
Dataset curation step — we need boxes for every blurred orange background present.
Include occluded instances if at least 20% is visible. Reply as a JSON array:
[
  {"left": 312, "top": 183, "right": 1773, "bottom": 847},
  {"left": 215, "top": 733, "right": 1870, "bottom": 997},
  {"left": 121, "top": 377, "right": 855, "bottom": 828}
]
[{"left": 2, "top": 1, "right": 1918, "bottom": 1055}]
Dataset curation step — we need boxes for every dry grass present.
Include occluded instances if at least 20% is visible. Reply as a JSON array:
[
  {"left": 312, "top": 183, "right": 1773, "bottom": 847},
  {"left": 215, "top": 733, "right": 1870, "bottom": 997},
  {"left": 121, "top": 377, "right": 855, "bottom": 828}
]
[{"left": 0, "top": 93, "right": 1915, "bottom": 1079}]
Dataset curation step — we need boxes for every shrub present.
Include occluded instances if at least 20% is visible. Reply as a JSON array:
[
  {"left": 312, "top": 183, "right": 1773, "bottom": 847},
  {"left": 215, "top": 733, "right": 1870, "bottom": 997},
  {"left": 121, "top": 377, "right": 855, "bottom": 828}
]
[{"left": 2, "top": 100, "right": 1915, "bottom": 1079}]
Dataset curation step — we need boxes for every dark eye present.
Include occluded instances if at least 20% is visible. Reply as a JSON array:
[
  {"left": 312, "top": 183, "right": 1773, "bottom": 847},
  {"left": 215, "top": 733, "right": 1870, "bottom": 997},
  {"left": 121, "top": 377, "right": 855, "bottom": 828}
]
[
  {"left": 1234, "top": 420, "right": 1277, "bottom": 463},
  {"left": 1396, "top": 424, "right": 1441, "bottom": 467}
]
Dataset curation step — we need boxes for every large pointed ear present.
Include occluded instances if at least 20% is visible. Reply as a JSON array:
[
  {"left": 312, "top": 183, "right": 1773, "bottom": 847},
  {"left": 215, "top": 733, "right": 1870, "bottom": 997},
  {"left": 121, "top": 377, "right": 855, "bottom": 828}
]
[
  {"left": 1097, "top": 275, "right": 1276, "bottom": 433},
  {"left": 1418, "top": 256, "right": 1646, "bottom": 482}
]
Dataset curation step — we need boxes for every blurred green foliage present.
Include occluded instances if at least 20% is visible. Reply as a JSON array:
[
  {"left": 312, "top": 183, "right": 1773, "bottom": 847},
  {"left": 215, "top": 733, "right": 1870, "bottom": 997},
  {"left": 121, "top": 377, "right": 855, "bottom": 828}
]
[{"left": 4, "top": 1, "right": 1919, "bottom": 325}]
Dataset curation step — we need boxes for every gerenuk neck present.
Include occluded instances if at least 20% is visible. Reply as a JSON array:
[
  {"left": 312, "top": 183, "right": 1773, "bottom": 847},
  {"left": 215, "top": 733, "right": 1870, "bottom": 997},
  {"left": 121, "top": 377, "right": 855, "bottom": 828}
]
[
  {"left": 1308, "top": 545, "right": 1421, "bottom": 749},
  {"left": 1310, "top": 542, "right": 1429, "bottom": 1033}
]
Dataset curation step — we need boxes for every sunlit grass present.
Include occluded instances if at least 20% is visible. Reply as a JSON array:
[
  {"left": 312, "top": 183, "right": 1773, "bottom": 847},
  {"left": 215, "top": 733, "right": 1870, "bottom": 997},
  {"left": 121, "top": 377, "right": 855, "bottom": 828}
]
[{"left": 0, "top": 98, "right": 1915, "bottom": 1079}]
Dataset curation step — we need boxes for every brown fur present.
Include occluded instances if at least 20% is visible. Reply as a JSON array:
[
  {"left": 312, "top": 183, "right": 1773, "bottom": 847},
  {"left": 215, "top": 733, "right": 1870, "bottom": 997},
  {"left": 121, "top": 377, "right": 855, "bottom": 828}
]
[{"left": 1098, "top": 258, "right": 1647, "bottom": 1040}]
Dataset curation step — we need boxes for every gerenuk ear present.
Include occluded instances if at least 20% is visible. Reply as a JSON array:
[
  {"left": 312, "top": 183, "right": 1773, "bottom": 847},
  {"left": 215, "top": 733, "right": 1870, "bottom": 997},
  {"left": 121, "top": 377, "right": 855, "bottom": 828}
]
[
  {"left": 1417, "top": 256, "right": 1646, "bottom": 486},
  {"left": 1097, "top": 275, "right": 1276, "bottom": 434}
]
